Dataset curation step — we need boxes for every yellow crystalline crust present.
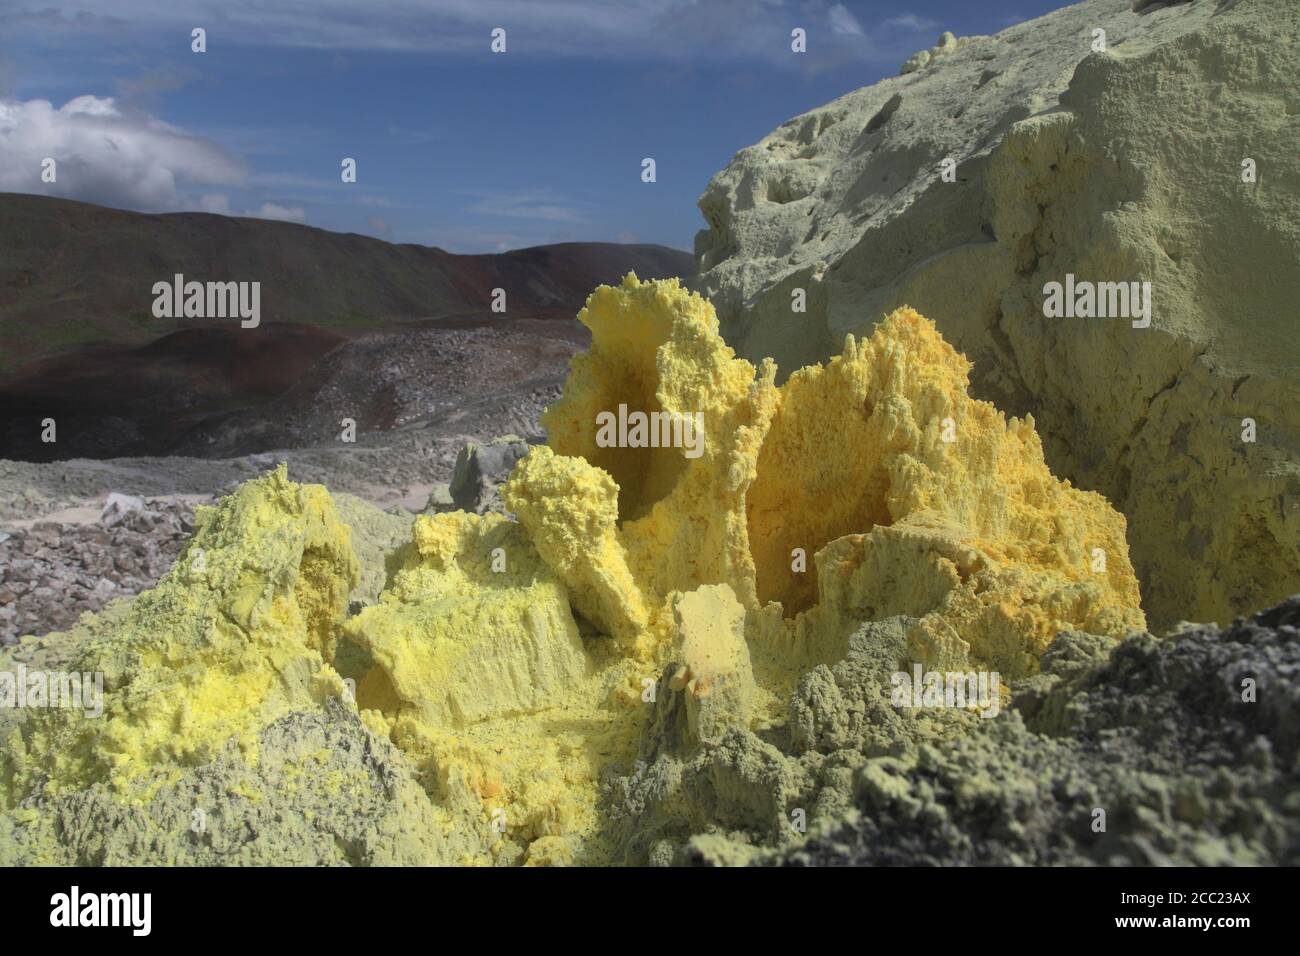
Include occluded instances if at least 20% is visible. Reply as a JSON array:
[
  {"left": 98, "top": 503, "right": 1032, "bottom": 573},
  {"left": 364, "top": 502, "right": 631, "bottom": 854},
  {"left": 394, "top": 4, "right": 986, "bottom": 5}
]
[
  {"left": 2, "top": 274, "right": 1146, "bottom": 867},
  {"left": 1, "top": 466, "right": 358, "bottom": 805},
  {"left": 343, "top": 510, "right": 646, "bottom": 859},
  {"left": 507, "top": 274, "right": 1144, "bottom": 675},
  {"left": 347, "top": 512, "right": 589, "bottom": 728}
]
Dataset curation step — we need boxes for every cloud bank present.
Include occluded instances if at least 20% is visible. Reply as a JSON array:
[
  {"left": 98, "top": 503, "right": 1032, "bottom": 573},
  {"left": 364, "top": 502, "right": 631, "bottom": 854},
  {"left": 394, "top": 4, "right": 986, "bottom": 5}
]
[
  {"left": 12, "top": 0, "right": 885, "bottom": 64},
  {"left": 0, "top": 95, "right": 244, "bottom": 211},
  {"left": 0, "top": 95, "right": 305, "bottom": 221}
]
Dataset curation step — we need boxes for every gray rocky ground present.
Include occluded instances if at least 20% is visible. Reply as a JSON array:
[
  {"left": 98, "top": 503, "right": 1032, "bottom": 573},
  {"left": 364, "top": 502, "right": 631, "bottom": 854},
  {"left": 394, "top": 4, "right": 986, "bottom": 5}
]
[
  {"left": 0, "top": 496, "right": 206, "bottom": 645},
  {"left": 761, "top": 598, "right": 1300, "bottom": 866},
  {"left": 596, "top": 598, "right": 1300, "bottom": 867}
]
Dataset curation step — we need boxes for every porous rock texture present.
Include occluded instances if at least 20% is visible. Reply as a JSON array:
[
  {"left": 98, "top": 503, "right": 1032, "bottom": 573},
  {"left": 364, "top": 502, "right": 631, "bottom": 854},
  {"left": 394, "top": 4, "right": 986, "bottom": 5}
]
[
  {"left": 691, "top": 0, "right": 1300, "bottom": 630},
  {"left": 762, "top": 597, "right": 1300, "bottom": 867}
]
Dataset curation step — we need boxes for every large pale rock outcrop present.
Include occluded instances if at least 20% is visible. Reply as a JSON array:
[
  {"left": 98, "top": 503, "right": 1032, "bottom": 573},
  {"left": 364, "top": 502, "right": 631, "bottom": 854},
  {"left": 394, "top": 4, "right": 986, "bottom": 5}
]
[{"left": 691, "top": 0, "right": 1300, "bottom": 628}]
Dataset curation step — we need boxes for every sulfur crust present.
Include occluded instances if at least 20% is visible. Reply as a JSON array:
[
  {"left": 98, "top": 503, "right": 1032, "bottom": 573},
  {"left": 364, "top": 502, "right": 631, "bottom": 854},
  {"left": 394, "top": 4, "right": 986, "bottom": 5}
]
[
  {"left": 508, "top": 276, "right": 1144, "bottom": 677},
  {"left": 1, "top": 274, "right": 1146, "bottom": 865},
  {"left": 1, "top": 465, "right": 359, "bottom": 805}
]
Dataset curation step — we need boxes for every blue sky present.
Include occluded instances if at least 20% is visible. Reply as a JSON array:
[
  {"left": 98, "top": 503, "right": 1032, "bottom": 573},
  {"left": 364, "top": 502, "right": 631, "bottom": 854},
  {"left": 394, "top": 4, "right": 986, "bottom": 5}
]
[{"left": 1, "top": 0, "right": 1068, "bottom": 252}]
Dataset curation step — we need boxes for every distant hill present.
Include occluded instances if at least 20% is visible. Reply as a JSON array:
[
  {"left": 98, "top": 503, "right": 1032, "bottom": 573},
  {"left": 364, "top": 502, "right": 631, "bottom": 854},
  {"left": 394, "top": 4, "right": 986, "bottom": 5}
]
[
  {"left": 0, "top": 193, "right": 694, "bottom": 460},
  {"left": 0, "top": 193, "right": 693, "bottom": 378}
]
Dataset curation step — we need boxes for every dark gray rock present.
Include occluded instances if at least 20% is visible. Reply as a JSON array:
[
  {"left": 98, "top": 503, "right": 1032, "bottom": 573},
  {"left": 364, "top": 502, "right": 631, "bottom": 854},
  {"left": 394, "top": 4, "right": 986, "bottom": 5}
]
[{"left": 448, "top": 436, "right": 534, "bottom": 514}]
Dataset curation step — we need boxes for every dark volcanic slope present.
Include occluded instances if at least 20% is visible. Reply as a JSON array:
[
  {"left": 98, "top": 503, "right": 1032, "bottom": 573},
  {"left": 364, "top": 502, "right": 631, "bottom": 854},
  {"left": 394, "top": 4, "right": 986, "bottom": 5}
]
[
  {"left": 0, "top": 325, "right": 347, "bottom": 459},
  {"left": 170, "top": 319, "right": 584, "bottom": 458},
  {"left": 0, "top": 193, "right": 692, "bottom": 461},
  {"left": 0, "top": 193, "right": 694, "bottom": 376}
]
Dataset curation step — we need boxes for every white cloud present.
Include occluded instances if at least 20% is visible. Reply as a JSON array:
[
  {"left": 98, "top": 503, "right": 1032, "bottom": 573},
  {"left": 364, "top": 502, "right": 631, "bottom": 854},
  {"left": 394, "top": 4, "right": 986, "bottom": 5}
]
[
  {"left": 250, "top": 201, "right": 305, "bottom": 222},
  {"left": 883, "top": 14, "right": 940, "bottom": 32},
  {"left": 0, "top": 95, "right": 245, "bottom": 211},
  {"left": 12, "top": 0, "right": 877, "bottom": 64},
  {"left": 197, "top": 193, "right": 231, "bottom": 214},
  {"left": 193, "top": 193, "right": 307, "bottom": 222},
  {"left": 828, "top": 4, "right": 865, "bottom": 37},
  {"left": 467, "top": 190, "right": 587, "bottom": 223}
]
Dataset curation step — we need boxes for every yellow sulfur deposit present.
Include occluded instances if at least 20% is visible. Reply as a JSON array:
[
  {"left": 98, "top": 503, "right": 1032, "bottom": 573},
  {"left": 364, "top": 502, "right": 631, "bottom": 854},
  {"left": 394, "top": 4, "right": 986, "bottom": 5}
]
[
  {"left": 1, "top": 466, "right": 358, "bottom": 804},
  {"left": 508, "top": 275, "right": 1144, "bottom": 677},
  {"left": 1, "top": 274, "right": 1146, "bottom": 864},
  {"left": 338, "top": 510, "right": 645, "bottom": 857},
  {"left": 345, "top": 511, "right": 589, "bottom": 728},
  {"left": 670, "top": 584, "right": 756, "bottom": 744},
  {"left": 753, "top": 310, "right": 1146, "bottom": 677}
]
